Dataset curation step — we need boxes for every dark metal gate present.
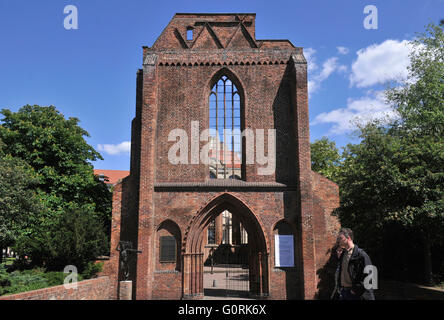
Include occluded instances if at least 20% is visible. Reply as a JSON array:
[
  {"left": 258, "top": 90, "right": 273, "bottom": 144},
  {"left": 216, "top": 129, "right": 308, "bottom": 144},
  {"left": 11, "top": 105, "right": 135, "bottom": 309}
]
[
  {"left": 204, "top": 244, "right": 251, "bottom": 298},
  {"left": 225, "top": 248, "right": 250, "bottom": 297},
  {"left": 223, "top": 245, "right": 249, "bottom": 297}
]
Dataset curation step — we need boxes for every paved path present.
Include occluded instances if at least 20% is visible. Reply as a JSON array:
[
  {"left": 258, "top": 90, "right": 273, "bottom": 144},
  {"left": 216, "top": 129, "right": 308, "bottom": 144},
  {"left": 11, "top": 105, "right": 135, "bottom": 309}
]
[{"left": 203, "top": 266, "right": 254, "bottom": 300}]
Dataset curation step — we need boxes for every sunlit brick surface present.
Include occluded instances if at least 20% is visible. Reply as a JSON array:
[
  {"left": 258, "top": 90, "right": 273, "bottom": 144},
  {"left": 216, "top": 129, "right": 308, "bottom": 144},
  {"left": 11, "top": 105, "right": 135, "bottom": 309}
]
[{"left": 104, "top": 13, "right": 340, "bottom": 300}]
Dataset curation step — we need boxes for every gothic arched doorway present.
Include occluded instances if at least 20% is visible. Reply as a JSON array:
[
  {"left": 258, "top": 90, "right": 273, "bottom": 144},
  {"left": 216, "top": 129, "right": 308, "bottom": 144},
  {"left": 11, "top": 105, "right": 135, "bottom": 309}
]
[{"left": 182, "top": 193, "right": 269, "bottom": 299}]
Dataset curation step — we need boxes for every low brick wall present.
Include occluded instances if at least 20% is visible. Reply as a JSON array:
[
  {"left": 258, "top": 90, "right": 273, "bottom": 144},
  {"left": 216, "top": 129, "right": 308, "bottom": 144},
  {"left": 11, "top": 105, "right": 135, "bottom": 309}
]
[{"left": 0, "top": 276, "right": 113, "bottom": 300}]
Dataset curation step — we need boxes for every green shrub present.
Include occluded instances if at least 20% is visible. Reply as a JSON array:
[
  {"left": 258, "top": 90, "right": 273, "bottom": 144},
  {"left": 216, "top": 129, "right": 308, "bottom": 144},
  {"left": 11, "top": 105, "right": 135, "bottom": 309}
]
[
  {"left": 1, "top": 268, "right": 49, "bottom": 296},
  {"left": 42, "top": 271, "right": 70, "bottom": 287},
  {"left": 0, "top": 265, "right": 11, "bottom": 293},
  {"left": 18, "top": 207, "right": 109, "bottom": 273},
  {"left": 81, "top": 261, "right": 103, "bottom": 280},
  {"left": 0, "top": 266, "right": 86, "bottom": 296}
]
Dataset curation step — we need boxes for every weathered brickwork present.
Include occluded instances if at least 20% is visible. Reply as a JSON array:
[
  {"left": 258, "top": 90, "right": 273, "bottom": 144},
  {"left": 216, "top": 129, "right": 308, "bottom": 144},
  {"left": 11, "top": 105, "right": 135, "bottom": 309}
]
[
  {"left": 0, "top": 277, "right": 113, "bottom": 300},
  {"left": 105, "top": 13, "right": 340, "bottom": 300}
]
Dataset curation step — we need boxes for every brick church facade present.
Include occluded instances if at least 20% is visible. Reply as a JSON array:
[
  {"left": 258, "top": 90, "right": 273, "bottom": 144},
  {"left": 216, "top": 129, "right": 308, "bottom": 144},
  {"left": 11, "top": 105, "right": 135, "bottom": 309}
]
[{"left": 105, "top": 13, "right": 340, "bottom": 300}]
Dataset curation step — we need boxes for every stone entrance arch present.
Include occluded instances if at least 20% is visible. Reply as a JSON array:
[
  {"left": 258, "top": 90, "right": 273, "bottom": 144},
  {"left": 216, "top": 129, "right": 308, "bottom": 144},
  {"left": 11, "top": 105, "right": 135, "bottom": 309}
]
[{"left": 182, "top": 193, "right": 269, "bottom": 299}]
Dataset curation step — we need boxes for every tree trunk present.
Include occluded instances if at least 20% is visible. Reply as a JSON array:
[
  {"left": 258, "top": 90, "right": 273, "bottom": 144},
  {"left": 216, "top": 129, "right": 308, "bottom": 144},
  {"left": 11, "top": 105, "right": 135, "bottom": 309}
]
[{"left": 422, "top": 233, "right": 433, "bottom": 286}]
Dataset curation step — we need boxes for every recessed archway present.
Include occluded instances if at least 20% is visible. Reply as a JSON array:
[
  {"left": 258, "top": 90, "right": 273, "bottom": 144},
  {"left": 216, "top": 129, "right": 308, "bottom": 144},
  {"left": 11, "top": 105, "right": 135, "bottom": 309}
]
[
  {"left": 182, "top": 193, "right": 269, "bottom": 299},
  {"left": 202, "top": 208, "right": 249, "bottom": 298}
]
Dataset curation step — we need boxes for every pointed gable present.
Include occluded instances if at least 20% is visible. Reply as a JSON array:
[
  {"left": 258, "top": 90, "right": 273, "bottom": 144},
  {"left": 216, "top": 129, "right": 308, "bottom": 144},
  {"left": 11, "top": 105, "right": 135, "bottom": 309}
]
[
  {"left": 151, "top": 14, "right": 258, "bottom": 50},
  {"left": 226, "top": 24, "right": 257, "bottom": 49},
  {"left": 191, "top": 24, "right": 223, "bottom": 49},
  {"left": 210, "top": 24, "right": 238, "bottom": 48}
]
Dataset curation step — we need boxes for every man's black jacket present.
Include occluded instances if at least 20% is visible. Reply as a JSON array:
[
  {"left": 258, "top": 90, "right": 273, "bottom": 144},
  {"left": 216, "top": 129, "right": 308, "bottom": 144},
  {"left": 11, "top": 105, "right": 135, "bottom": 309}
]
[{"left": 335, "top": 245, "right": 375, "bottom": 300}]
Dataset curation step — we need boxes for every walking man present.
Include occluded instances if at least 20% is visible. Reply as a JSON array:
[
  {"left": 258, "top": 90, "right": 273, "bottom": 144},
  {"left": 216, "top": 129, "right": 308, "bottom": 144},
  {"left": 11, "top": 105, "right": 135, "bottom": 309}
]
[{"left": 332, "top": 228, "right": 375, "bottom": 300}]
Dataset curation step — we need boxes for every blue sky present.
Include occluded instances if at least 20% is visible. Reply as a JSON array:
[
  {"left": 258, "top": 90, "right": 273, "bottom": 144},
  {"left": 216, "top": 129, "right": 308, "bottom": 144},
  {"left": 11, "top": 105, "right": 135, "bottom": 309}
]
[{"left": 0, "top": 0, "right": 442, "bottom": 170}]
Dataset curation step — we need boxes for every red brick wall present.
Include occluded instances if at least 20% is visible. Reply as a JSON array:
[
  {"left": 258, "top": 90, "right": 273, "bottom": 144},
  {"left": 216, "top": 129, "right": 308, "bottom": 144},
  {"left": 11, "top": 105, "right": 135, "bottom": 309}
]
[
  {"left": 150, "top": 191, "right": 304, "bottom": 299},
  {"left": 105, "top": 13, "right": 340, "bottom": 300},
  {"left": 0, "top": 277, "right": 113, "bottom": 300},
  {"left": 152, "top": 272, "right": 182, "bottom": 300},
  {"left": 154, "top": 62, "right": 298, "bottom": 184},
  {"left": 312, "top": 171, "right": 341, "bottom": 273},
  {"left": 101, "top": 175, "right": 139, "bottom": 300},
  {"left": 312, "top": 172, "right": 341, "bottom": 298}
]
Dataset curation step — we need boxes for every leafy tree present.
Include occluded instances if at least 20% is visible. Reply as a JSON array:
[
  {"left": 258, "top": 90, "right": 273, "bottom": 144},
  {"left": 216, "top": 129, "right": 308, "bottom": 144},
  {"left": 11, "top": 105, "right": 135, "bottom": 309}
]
[
  {"left": 0, "top": 151, "right": 42, "bottom": 263},
  {"left": 28, "top": 208, "right": 108, "bottom": 272},
  {"left": 0, "top": 105, "right": 112, "bottom": 266},
  {"left": 336, "top": 125, "right": 405, "bottom": 276},
  {"left": 385, "top": 23, "right": 444, "bottom": 284},
  {"left": 387, "top": 24, "right": 444, "bottom": 137},
  {"left": 336, "top": 23, "right": 444, "bottom": 285},
  {"left": 311, "top": 137, "right": 342, "bottom": 182},
  {"left": 0, "top": 105, "right": 111, "bottom": 222}
]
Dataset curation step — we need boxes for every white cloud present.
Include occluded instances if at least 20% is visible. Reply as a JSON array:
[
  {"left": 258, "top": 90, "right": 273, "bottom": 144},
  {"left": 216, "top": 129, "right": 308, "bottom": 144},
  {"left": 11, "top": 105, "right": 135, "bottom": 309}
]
[
  {"left": 337, "top": 65, "right": 348, "bottom": 73},
  {"left": 311, "top": 91, "right": 399, "bottom": 134},
  {"left": 308, "top": 79, "right": 317, "bottom": 96},
  {"left": 318, "top": 57, "right": 339, "bottom": 81},
  {"left": 98, "top": 141, "right": 131, "bottom": 155},
  {"left": 337, "top": 46, "right": 349, "bottom": 55},
  {"left": 304, "top": 47, "right": 318, "bottom": 73},
  {"left": 308, "top": 56, "right": 347, "bottom": 96},
  {"left": 350, "top": 39, "right": 412, "bottom": 88}
]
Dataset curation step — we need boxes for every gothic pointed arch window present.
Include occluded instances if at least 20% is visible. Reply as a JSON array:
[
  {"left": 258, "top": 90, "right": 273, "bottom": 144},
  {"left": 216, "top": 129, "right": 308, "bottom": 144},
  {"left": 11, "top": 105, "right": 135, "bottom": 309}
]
[{"left": 209, "top": 75, "right": 242, "bottom": 180}]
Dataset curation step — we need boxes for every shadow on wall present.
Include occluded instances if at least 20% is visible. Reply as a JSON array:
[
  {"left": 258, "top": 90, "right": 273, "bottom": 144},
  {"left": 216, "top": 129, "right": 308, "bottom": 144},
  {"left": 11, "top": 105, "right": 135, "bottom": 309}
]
[
  {"left": 203, "top": 244, "right": 249, "bottom": 266},
  {"left": 118, "top": 176, "right": 140, "bottom": 299},
  {"left": 315, "top": 245, "right": 339, "bottom": 300},
  {"left": 272, "top": 63, "right": 298, "bottom": 185},
  {"left": 274, "top": 216, "right": 303, "bottom": 299}
]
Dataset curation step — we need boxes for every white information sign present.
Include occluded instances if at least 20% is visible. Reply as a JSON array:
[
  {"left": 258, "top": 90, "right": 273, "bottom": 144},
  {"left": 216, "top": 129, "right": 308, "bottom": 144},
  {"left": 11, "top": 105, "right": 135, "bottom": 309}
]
[{"left": 275, "top": 235, "right": 294, "bottom": 267}]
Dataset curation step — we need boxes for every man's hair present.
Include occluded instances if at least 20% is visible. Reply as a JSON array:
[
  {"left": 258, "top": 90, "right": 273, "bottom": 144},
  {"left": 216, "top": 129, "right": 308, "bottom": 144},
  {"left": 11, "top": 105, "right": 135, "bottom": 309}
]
[{"left": 338, "top": 228, "right": 353, "bottom": 241}]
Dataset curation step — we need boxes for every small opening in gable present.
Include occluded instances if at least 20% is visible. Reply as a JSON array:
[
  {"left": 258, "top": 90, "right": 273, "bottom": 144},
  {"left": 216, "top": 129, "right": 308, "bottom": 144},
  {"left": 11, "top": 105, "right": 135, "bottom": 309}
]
[{"left": 187, "top": 28, "right": 193, "bottom": 41}]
